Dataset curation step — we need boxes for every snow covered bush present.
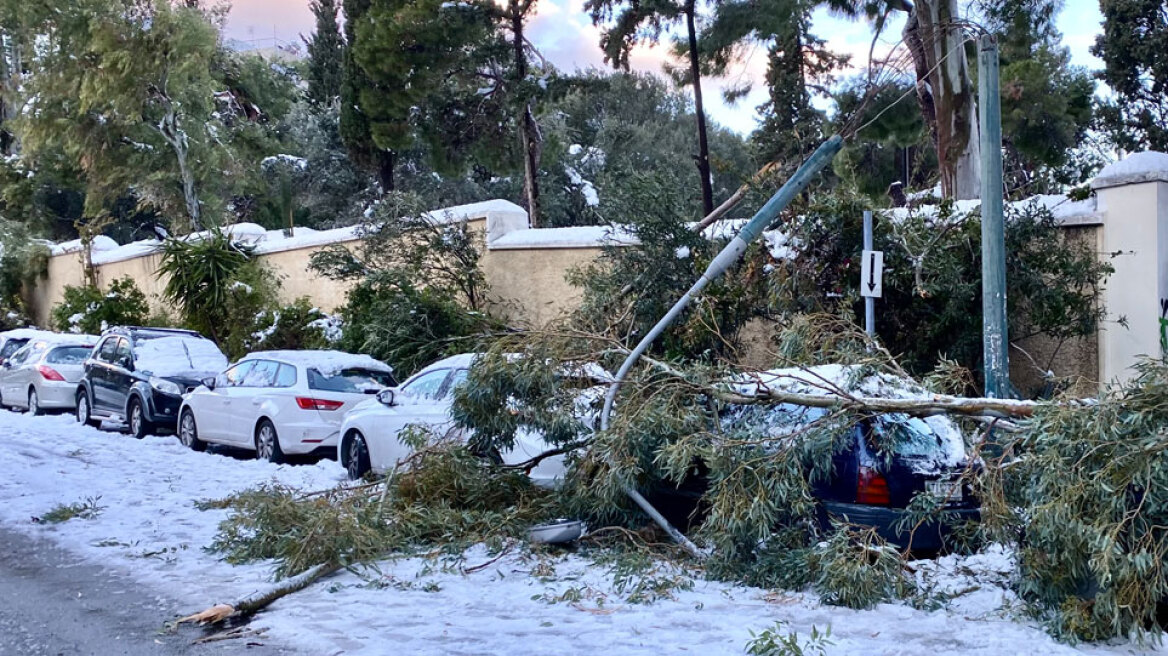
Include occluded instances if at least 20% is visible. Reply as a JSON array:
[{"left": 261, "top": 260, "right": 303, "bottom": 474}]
[
  {"left": 769, "top": 192, "right": 1111, "bottom": 393},
  {"left": 50, "top": 277, "right": 151, "bottom": 334},
  {"left": 310, "top": 193, "right": 501, "bottom": 374},
  {"left": 245, "top": 298, "right": 341, "bottom": 353}
]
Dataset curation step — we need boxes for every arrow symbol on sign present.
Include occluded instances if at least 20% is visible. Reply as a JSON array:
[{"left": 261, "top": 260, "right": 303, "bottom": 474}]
[{"left": 867, "top": 252, "right": 877, "bottom": 293}]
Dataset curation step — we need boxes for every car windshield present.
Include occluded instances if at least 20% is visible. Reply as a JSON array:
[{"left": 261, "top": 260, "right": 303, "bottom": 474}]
[
  {"left": 46, "top": 346, "right": 93, "bottom": 364},
  {"left": 134, "top": 335, "right": 229, "bottom": 377},
  {"left": 307, "top": 368, "right": 395, "bottom": 393}
]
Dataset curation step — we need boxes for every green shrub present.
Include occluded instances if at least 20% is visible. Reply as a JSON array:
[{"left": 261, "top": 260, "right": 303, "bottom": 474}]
[
  {"left": 246, "top": 297, "right": 341, "bottom": 353},
  {"left": 51, "top": 277, "right": 151, "bottom": 334}
]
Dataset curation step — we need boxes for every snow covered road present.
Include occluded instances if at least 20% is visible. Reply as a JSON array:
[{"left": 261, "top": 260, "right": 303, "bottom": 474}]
[{"left": 0, "top": 409, "right": 1161, "bottom": 656}]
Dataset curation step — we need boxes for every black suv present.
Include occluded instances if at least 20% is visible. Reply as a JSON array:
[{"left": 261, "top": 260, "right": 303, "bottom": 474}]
[{"left": 76, "top": 327, "right": 228, "bottom": 438}]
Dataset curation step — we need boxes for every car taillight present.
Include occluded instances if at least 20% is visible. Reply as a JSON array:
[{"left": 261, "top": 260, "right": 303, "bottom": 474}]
[
  {"left": 856, "top": 466, "right": 891, "bottom": 506},
  {"left": 37, "top": 365, "right": 65, "bottom": 382},
  {"left": 296, "top": 397, "right": 345, "bottom": 411}
]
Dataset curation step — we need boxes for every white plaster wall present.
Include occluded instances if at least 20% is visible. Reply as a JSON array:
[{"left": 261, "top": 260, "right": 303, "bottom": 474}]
[{"left": 1095, "top": 180, "right": 1168, "bottom": 384}]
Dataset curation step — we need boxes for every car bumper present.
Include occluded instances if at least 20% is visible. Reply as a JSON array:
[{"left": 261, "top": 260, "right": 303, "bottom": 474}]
[
  {"left": 145, "top": 391, "right": 184, "bottom": 428},
  {"left": 820, "top": 501, "right": 981, "bottom": 553},
  {"left": 277, "top": 421, "right": 342, "bottom": 456},
  {"left": 36, "top": 381, "right": 80, "bottom": 409}
]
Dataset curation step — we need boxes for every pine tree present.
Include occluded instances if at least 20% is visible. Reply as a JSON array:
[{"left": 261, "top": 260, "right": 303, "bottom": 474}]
[
  {"left": 304, "top": 0, "right": 344, "bottom": 106},
  {"left": 586, "top": 0, "right": 717, "bottom": 216},
  {"left": 698, "top": 0, "right": 847, "bottom": 166},
  {"left": 1091, "top": 0, "right": 1168, "bottom": 152},
  {"left": 981, "top": 0, "right": 1094, "bottom": 194},
  {"left": 339, "top": 0, "right": 395, "bottom": 192}
]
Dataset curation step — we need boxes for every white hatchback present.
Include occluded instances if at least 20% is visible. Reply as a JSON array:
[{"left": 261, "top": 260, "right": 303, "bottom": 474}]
[
  {"left": 337, "top": 353, "right": 570, "bottom": 486},
  {"left": 177, "top": 350, "right": 395, "bottom": 462}
]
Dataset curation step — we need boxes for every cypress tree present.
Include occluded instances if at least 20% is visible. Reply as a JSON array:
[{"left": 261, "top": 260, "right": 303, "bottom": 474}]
[{"left": 304, "top": 0, "right": 344, "bottom": 106}]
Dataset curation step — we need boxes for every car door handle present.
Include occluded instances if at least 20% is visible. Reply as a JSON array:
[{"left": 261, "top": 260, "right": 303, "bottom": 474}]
[{"left": 251, "top": 399, "right": 261, "bottom": 406}]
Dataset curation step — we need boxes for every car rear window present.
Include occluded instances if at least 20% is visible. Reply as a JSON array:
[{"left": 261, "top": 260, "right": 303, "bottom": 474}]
[
  {"left": 0, "top": 338, "right": 28, "bottom": 359},
  {"left": 307, "top": 368, "right": 395, "bottom": 393},
  {"left": 868, "top": 414, "right": 967, "bottom": 467},
  {"left": 47, "top": 346, "right": 93, "bottom": 364}
]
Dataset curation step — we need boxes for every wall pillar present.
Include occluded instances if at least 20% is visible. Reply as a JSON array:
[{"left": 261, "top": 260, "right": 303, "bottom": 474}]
[{"left": 1092, "top": 152, "right": 1168, "bottom": 386}]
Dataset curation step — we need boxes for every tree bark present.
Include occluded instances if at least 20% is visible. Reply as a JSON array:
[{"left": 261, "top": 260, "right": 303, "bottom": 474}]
[
  {"left": 511, "top": 0, "right": 542, "bottom": 228},
  {"left": 685, "top": 0, "right": 715, "bottom": 216},
  {"left": 902, "top": 0, "right": 980, "bottom": 199},
  {"left": 377, "top": 149, "right": 395, "bottom": 193},
  {"left": 157, "top": 109, "right": 203, "bottom": 231}
]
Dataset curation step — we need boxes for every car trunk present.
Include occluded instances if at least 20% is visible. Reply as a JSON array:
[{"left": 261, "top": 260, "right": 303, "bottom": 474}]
[
  {"left": 846, "top": 416, "right": 977, "bottom": 510},
  {"left": 49, "top": 363, "right": 87, "bottom": 385}
]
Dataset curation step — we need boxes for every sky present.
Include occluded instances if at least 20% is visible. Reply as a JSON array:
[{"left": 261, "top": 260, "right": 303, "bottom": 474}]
[{"left": 224, "top": 0, "right": 1106, "bottom": 134}]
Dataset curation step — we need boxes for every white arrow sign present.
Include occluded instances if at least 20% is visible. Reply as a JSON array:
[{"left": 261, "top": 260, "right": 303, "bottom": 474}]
[{"left": 861, "top": 250, "right": 883, "bottom": 298}]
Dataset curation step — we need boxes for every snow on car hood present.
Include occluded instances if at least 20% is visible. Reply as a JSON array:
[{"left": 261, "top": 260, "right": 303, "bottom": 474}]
[
  {"left": 134, "top": 336, "right": 228, "bottom": 378},
  {"left": 245, "top": 350, "right": 393, "bottom": 376}
]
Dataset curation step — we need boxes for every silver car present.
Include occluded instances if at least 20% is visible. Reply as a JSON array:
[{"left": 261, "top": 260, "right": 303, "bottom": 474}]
[{"left": 0, "top": 337, "right": 98, "bottom": 414}]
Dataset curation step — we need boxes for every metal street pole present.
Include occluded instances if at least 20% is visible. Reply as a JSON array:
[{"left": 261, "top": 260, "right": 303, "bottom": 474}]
[
  {"left": 863, "top": 210, "right": 875, "bottom": 337},
  {"left": 978, "top": 34, "right": 1011, "bottom": 398}
]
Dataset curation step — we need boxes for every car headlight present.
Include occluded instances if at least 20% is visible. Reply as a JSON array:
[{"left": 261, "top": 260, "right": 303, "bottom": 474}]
[{"left": 150, "top": 377, "right": 183, "bottom": 395}]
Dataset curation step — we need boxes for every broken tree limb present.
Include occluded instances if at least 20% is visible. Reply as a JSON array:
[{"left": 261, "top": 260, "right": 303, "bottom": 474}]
[
  {"left": 177, "top": 562, "right": 341, "bottom": 626},
  {"left": 717, "top": 388, "right": 1046, "bottom": 419}
]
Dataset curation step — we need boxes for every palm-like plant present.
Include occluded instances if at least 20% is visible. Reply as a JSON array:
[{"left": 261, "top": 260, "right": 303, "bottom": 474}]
[{"left": 158, "top": 228, "right": 253, "bottom": 343}]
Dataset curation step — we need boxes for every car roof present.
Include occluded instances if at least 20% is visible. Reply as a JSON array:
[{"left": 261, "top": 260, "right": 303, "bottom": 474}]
[
  {"left": 0, "top": 328, "right": 58, "bottom": 342},
  {"left": 103, "top": 326, "right": 205, "bottom": 340},
  {"left": 241, "top": 349, "right": 394, "bottom": 375}
]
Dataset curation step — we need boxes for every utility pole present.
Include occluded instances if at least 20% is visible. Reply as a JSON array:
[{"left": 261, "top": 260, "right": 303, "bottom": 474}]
[{"left": 978, "top": 34, "right": 1010, "bottom": 398}]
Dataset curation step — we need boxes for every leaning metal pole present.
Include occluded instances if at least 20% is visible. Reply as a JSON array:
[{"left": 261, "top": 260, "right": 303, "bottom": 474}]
[
  {"left": 977, "top": 35, "right": 1011, "bottom": 399},
  {"left": 600, "top": 135, "right": 845, "bottom": 557}
]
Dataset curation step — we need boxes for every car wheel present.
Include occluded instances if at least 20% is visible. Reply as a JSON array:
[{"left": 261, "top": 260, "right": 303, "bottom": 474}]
[
  {"left": 76, "top": 390, "right": 99, "bottom": 428},
  {"left": 28, "top": 388, "right": 42, "bottom": 416},
  {"left": 178, "top": 409, "right": 207, "bottom": 452},
  {"left": 255, "top": 420, "right": 285, "bottom": 464},
  {"left": 346, "top": 431, "right": 371, "bottom": 480},
  {"left": 128, "top": 398, "right": 152, "bottom": 439}
]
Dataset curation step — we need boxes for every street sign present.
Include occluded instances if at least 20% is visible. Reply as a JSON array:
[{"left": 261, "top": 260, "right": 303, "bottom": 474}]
[{"left": 861, "top": 249, "right": 883, "bottom": 298}]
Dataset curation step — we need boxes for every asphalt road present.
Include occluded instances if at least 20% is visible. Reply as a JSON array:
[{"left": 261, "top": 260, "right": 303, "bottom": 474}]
[{"left": 0, "top": 526, "right": 296, "bottom": 656}]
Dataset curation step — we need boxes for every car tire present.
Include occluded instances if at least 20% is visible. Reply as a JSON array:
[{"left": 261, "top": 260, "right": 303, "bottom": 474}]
[
  {"left": 28, "top": 388, "right": 42, "bottom": 416},
  {"left": 255, "top": 419, "right": 285, "bottom": 464},
  {"left": 345, "top": 431, "right": 371, "bottom": 480},
  {"left": 76, "top": 389, "right": 99, "bottom": 428},
  {"left": 128, "top": 397, "right": 152, "bottom": 439},
  {"left": 178, "top": 409, "right": 207, "bottom": 452}
]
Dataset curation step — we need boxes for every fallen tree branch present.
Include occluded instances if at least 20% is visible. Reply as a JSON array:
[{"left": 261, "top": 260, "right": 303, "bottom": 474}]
[
  {"left": 176, "top": 561, "right": 341, "bottom": 626},
  {"left": 719, "top": 388, "right": 1046, "bottom": 419}
]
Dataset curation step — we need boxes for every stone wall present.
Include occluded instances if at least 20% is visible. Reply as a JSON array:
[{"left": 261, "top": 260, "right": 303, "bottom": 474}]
[{"left": 26, "top": 153, "right": 1168, "bottom": 392}]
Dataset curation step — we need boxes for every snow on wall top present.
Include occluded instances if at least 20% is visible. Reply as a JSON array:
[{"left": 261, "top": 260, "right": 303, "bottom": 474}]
[
  {"left": 883, "top": 193, "right": 1100, "bottom": 225},
  {"left": 47, "top": 199, "right": 530, "bottom": 265},
  {"left": 1092, "top": 151, "right": 1168, "bottom": 189},
  {"left": 489, "top": 225, "right": 638, "bottom": 250},
  {"left": 242, "top": 349, "right": 393, "bottom": 375}
]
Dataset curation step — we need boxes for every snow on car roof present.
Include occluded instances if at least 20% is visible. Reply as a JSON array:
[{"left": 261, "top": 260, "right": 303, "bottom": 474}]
[
  {"left": 134, "top": 335, "right": 229, "bottom": 378},
  {"left": 243, "top": 350, "right": 393, "bottom": 376},
  {"left": 0, "top": 328, "right": 60, "bottom": 342}
]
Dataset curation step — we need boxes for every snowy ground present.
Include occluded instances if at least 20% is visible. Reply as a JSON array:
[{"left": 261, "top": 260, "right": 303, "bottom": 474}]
[{"left": 0, "top": 408, "right": 1162, "bottom": 656}]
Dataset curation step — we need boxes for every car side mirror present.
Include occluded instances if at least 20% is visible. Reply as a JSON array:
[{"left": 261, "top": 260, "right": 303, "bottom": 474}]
[
  {"left": 119, "top": 356, "right": 134, "bottom": 371},
  {"left": 376, "top": 389, "right": 396, "bottom": 407},
  {"left": 202, "top": 376, "right": 217, "bottom": 390}
]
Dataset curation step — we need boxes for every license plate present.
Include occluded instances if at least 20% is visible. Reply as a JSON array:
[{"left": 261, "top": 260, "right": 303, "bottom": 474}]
[{"left": 926, "top": 479, "right": 962, "bottom": 501}]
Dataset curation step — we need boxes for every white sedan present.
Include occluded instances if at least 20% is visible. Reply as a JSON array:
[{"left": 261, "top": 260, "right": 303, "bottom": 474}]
[
  {"left": 337, "top": 353, "right": 569, "bottom": 486},
  {"left": 177, "top": 350, "right": 395, "bottom": 462}
]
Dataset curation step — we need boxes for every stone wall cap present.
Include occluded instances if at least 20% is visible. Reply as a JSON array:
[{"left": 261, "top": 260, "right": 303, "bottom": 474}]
[{"left": 1092, "top": 151, "right": 1168, "bottom": 190}]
